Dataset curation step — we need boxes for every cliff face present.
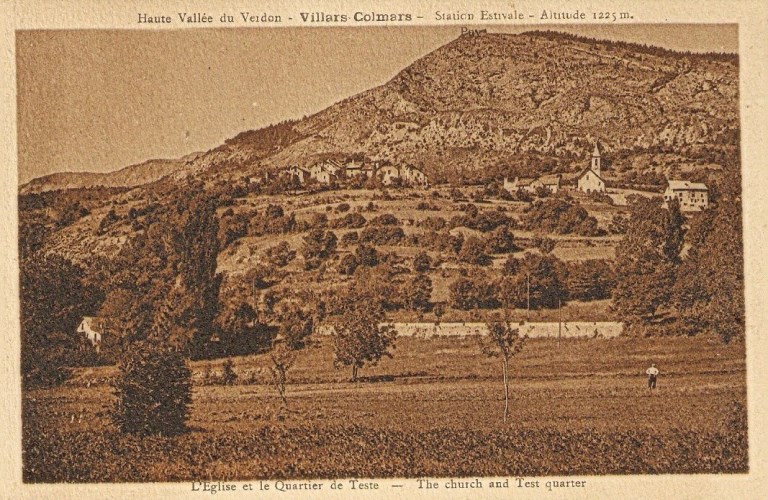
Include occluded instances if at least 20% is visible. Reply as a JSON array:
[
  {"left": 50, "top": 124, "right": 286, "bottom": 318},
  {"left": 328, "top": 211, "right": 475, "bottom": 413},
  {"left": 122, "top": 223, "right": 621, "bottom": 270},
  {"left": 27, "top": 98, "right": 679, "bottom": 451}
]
[{"left": 22, "top": 31, "right": 739, "bottom": 192}]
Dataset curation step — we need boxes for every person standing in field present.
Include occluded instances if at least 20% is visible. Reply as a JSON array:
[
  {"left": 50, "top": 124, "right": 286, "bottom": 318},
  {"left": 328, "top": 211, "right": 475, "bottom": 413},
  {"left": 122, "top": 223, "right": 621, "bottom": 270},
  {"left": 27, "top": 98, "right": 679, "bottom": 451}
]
[{"left": 646, "top": 363, "right": 659, "bottom": 389}]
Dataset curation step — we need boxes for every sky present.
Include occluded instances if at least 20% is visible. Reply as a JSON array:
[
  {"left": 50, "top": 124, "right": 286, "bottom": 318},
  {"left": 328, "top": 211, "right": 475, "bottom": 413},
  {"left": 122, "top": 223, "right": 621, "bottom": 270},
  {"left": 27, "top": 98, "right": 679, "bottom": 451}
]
[{"left": 16, "top": 24, "right": 738, "bottom": 184}]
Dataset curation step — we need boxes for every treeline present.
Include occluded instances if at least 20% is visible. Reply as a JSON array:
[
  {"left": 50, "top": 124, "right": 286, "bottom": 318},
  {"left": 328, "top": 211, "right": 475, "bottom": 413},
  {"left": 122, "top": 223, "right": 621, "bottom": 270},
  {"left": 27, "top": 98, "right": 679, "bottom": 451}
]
[
  {"left": 611, "top": 194, "right": 743, "bottom": 341},
  {"left": 524, "top": 30, "right": 739, "bottom": 65}
]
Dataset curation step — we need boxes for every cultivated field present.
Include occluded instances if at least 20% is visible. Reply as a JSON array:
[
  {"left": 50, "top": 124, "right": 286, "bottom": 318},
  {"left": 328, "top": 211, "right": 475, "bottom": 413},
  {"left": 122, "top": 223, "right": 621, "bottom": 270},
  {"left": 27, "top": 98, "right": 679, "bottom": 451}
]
[{"left": 23, "top": 336, "right": 747, "bottom": 481}]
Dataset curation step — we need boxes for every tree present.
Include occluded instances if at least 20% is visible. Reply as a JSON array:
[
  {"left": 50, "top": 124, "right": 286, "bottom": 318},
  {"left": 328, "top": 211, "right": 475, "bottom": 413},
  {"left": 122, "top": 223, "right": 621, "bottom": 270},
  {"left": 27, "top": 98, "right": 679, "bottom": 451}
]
[
  {"left": 265, "top": 241, "right": 296, "bottom": 267},
  {"left": 459, "top": 236, "right": 492, "bottom": 266},
  {"left": 402, "top": 273, "right": 433, "bottom": 312},
  {"left": 112, "top": 341, "right": 191, "bottom": 436},
  {"left": 566, "top": 260, "right": 615, "bottom": 301},
  {"left": 433, "top": 302, "right": 446, "bottom": 325},
  {"left": 277, "top": 303, "right": 314, "bottom": 350},
  {"left": 269, "top": 343, "right": 296, "bottom": 408},
  {"left": 222, "top": 358, "right": 238, "bottom": 385},
  {"left": 355, "top": 244, "right": 379, "bottom": 267},
  {"left": 111, "top": 190, "right": 221, "bottom": 434},
  {"left": 479, "top": 314, "right": 525, "bottom": 423},
  {"left": 215, "top": 302, "right": 270, "bottom": 357},
  {"left": 338, "top": 253, "right": 359, "bottom": 275},
  {"left": 332, "top": 296, "right": 396, "bottom": 382},
  {"left": 497, "top": 253, "right": 566, "bottom": 310},
  {"left": 612, "top": 197, "right": 685, "bottom": 326},
  {"left": 484, "top": 225, "right": 516, "bottom": 254},
  {"left": 413, "top": 251, "right": 432, "bottom": 272},
  {"left": 20, "top": 253, "right": 103, "bottom": 386},
  {"left": 673, "top": 201, "right": 743, "bottom": 342},
  {"left": 301, "top": 228, "right": 337, "bottom": 261}
]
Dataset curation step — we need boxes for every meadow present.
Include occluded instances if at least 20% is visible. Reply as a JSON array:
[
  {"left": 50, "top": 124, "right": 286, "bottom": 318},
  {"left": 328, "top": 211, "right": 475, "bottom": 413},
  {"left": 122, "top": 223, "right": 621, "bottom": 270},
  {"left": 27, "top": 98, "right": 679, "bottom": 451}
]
[{"left": 23, "top": 336, "right": 747, "bottom": 481}]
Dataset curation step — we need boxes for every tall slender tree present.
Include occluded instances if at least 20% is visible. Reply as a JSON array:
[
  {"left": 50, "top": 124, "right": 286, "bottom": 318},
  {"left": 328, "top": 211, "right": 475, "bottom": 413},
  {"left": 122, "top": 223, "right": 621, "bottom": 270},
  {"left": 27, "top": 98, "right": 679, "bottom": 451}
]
[{"left": 612, "top": 197, "right": 685, "bottom": 326}]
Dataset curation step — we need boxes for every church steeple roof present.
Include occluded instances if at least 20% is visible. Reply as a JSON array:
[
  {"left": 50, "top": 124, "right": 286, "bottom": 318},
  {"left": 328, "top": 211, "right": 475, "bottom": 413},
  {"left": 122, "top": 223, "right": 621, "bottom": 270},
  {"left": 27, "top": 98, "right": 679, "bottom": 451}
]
[{"left": 592, "top": 143, "right": 601, "bottom": 157}]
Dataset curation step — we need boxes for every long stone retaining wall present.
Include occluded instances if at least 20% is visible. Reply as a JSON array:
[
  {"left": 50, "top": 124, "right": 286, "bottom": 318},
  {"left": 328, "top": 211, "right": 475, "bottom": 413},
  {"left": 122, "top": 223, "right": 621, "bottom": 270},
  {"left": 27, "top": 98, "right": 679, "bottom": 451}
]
[{"left": 319, "top": 321, "right": 623, "bottom": 339}]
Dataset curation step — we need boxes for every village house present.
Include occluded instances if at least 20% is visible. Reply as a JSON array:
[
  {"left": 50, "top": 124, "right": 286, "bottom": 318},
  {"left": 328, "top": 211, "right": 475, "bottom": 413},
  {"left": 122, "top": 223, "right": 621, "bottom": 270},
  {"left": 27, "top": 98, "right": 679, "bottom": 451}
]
[
  {"left": 307, "top": 160, "right": 342, "bottom": 184},
  {"left": 504, "top": 174, "right": 561, "bottom": 194},
  {"left": 362, "top": 162, "right": 378, "bottom": 178},
  {"left": 377, "top": 164, "right": 429, "bottom": 187},
  {"left": 77, "top": 316, "right": 103, "bottom": 353},
  {"left": 538, "top": 174, "right": 562, "bottom": 193},
  {"left": 286, "top": 165, "right": 309, "bottom": 184},
  {"left": 378, "top": 165, "right": 401, "bottom": 185},
  {"left": 664, "top": 180, "right": 709, "bottom": 211},
  {"left": 504, "top": 177, "right": 538, "bottom": 193},
  {"left": 401, "top": 165, "right": 429, "bottom": 187},
  {"left": 577, "top": 143, "right": 606, "bottom": 193},
  {"left": 344, "top": 160, "right": 364, "bottom": 178}
]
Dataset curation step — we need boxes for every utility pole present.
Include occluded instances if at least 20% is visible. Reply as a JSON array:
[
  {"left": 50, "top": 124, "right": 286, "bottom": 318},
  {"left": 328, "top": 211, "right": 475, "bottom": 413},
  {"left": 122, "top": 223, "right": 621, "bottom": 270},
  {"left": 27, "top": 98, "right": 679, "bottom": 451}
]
[
  {"left": 558, "top": 296, "right": 562, "bottom": 347},
  {"left": 526, "top": 274, "right": 530, "bottom": 314}
]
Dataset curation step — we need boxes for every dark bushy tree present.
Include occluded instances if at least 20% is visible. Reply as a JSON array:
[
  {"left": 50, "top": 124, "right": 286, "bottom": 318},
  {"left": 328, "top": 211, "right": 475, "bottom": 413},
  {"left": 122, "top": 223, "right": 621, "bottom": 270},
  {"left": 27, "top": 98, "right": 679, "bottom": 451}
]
[
  {"left": 402, "top": 273, "right": 433, "bottom": 312},
  {"left": 20, "top": 254, "right": 103, "bottom": 386},
  {"left": 566, "top": 260, "right": 615, "bottom": 301},
  {"left": 301, "top": 229, "right": 337, "bottom": 261},
  {"left": 112, "top": 341, "right": 191, "bottom": 436},
  {"left": 674, "top": 201, "right": 743, "bottom": 342},
  {"left": 497, "top": 253, "right": 567, "bottom": 310},
  {"left": 612, "top": 197, "right": 684, "bottom": 326},
  {"left": 332, "top": 296, "right": 396, "bottom": 382},
  {"left": 413, "top": 251, "right": 432, "bottom": 272},
  {"left": 459, "top": 236, "right": 492, "bottom": 266}
]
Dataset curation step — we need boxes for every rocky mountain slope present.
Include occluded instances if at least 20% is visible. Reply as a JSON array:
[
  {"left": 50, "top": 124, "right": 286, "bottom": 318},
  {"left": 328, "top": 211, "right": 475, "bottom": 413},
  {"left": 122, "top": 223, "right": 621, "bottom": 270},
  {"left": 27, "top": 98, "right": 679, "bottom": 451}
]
[
  {"left": 21, "top": 30, "right": 739, "bottom": 194},
  {"left": 208, "top": 30, "right": 739, "bottom": 183}
]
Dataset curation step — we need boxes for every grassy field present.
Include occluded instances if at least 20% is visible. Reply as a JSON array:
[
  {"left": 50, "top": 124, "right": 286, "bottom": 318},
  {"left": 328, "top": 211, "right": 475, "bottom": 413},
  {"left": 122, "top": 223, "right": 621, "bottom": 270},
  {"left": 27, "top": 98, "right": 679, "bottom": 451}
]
[{"left": 23, "top": 336, "right": 747, "bottom": 481}]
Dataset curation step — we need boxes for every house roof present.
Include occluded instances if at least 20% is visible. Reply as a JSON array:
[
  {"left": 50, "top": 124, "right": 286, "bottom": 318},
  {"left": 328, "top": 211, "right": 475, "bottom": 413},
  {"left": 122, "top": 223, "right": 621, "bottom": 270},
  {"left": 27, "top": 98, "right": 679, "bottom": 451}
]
[
  {"left": 577, "top": 167, "right": 605, "bottom": 183},
  {"left": 539, "top": 174, "right": 561, "bottom": 185},
  {"left": 667, "top": 180, "right": 708, "bottom": 191},
  {"left": 514, "top": 177, "right": 537, "bottom": 186}
]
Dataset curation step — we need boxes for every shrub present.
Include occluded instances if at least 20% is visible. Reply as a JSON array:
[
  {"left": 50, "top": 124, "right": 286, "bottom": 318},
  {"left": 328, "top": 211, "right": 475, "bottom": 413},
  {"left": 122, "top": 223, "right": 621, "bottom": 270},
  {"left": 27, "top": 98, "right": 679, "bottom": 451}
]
[
  {"left": 418, "top": 216, "right": 447, "bottom": 231},
  {"left": 360, "top": 225, "right": 404, "bottom": 245},
  {"left": 413, "top": 251, "right": 432, "bottom": 272},
  {"left": 112, "top": 343, "right": 191, "bottom": 436},
  {"left": 370, "top": 213, "right": 400, "bottom": 226},
  {"left": 341, "top": 231, "right": 359, "bottom": 244},
  {"left": 265, "top": 241, "right": 296, "bottom": 267},
  {"left": 222, "top": 359, "right": 238, "bottom": 385},
  {"left": 338, "top": 254, "right": 359, "bottom": 275},
  {"left": 355, "top": 244, "right": 379, "bottom": 267},
  {"left": 484, "top": 225, "right": 516, "bottom": 254},
  {"left": 332, "top": 213, "right": 367, "bottom": 229},
  {"left": 459, "top": 237, "right": 492, "bottom": 266}
]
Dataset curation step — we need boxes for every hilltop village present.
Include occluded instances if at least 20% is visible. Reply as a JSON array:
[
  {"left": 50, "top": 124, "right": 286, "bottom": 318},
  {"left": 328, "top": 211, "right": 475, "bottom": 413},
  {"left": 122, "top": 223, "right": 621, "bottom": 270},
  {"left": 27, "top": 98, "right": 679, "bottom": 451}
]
[{"left": 270, "top": 144, "right": 708, "bottom": 212}]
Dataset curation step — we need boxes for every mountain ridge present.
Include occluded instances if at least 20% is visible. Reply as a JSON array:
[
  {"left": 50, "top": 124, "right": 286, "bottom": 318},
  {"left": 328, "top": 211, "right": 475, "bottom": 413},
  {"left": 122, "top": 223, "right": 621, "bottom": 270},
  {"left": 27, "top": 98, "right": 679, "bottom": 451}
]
[{"left": 21, "top": 31, "right": 739, "bottom": 194}]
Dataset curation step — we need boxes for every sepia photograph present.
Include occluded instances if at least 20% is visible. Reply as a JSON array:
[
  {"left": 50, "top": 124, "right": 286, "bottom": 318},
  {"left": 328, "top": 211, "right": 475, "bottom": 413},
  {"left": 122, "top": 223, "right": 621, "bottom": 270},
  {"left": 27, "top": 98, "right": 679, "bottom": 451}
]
[{"left": 16, "top": 23, "right": 746, "bottom": 483}]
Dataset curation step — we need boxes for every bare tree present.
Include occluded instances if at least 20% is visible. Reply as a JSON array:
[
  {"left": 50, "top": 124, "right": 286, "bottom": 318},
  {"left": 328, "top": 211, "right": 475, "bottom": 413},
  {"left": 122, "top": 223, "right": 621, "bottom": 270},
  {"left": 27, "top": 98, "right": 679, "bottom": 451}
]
[
  {"left": 480, "top": 314, "right": 526, "bottom": 423},
  {"left": 268, "top": 343, "right": 296, "bottom": 407}
]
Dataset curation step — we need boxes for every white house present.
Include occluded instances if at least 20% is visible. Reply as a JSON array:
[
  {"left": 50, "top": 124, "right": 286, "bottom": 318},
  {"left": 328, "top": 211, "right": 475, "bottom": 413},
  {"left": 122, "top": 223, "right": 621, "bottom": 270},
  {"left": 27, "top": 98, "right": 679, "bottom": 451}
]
[
  {"left": 286, "top": 165, "right": 309, "bottom": 184},
  {"left": 308, "top": 161, "right": 340, "bottom": 184},
  {"left": 344, "top": 160, "right": 364, "bottom": 178},
  {"left": 504, "top": 174, "right": 560, "bottom": 194},
  {"left": 664, "top": 180, "right": 709, "bottom": 211},
  {"left": 77, "top": 317, "right": 103, "bottom": 352},
  {"left": 401, "top": 165, "right": 429, "bottom": 187},
  {"left": 539, "top": 174, "right": 562, "bottom": 193},
  {"left": 577, "top": 143, "right": 606, "bottom": 193},
  {"left": 378, "top": 165, "right": 401, "bottom": 185}
]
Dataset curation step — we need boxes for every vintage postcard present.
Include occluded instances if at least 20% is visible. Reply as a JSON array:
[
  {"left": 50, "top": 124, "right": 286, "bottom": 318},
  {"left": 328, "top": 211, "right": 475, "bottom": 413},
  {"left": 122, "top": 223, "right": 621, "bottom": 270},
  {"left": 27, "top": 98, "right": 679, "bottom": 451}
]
[{"left": 2, "top": 0, "right": 768, "bottom": 498}]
